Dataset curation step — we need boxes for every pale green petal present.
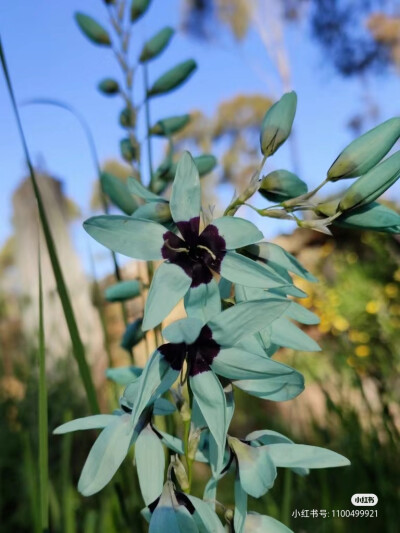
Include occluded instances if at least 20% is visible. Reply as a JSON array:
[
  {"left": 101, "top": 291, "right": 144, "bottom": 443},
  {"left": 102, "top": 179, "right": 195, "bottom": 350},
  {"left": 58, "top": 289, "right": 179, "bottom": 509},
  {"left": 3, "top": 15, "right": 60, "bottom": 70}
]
[
  {"left": 244, "top": 242, "right": 317, "bottom": 282},
  {"left": 188, "top": 495, "right": 226, "bottom": 533},
  {"left": 83, "top": 215, "right": 165, "bottom": 260},
  {"left": 135, "top": 425, "right": 165, "bottom": 505},
  {"left": 184, "top": 279, "right": 221, "bottom": 322},
  {"left": 221, "top": 252, "right": 290, "bottom": 289},
  {"left": 234, "top": 475, "right": 248, "bottom": 533},
  {"left": 54, "top": 415, "right": 116, "bottom": 434},
  {"left": 245, "top": 512, "right": 294, "bottom": 533},
  {"left": 208, "top": 299, "right": 289, "bottom": 346},
  {"left": 150, "top": 482, "right": 199, "bottom": 533},
  {"left": 213, "top": 347, "right": 295, "bottom": 380},
  {"left": 267, "top": 444, "right": 350, "bottom": 469},
  {"left": 162, "top": 317, "right": 204, "bottom": 344},
  {"left": 106, "top": 366, "right": 142, "bottom": 385},
  {"left": 229, "top": 438, "right": 277, "bottom": 498},
  {"left": 153, "top": 398, "right": 176, "bottom": 415},
  {"left": 129, "top": 350, "right": 179, "bottom": 430},
  {"left": 78, "top": 414, "right": 134, "bottom": 496},
  {"left": 212, "top": 217, "right": 263, "bottom": 249},
  {"left": 143, "top": 262, "right": 192, "bottom": 330},
  {"left": 127, "top": 176, "right": 164, "bottom": 202},
  {"left": 270, "top": 318, "right": 321, "bottom": 351},
  {"left": 190, "top": 371, "right": 227, "bottom": 473},
  {"left": 233, "top": 370, "right": 304, "bottom": 402},
  {"left": 170, "top": 152, "right": 201, "bottom": 223}
]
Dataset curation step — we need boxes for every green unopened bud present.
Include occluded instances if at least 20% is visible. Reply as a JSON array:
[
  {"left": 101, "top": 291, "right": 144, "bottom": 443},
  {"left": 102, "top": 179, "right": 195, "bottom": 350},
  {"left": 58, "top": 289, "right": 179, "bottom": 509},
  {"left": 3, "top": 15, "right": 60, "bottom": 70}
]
[
  {"left": 74, "top": 13, "right": 111, "bottom": 46},
  {"left": 147, "top": 60, "right": 197, "bottom": 97},
  {"left": 338, "top": 150, "right": 400, "bottom": 212},
  {"left": 335, "top": 202, "right": 400, "bottom": 233},
  {"left": 257, "top": 208, "right": 294, "bottom": 220},
  {"left": 120, "top": 319, "right": 145, "bottom": 351},
  {"left": 188, "top": 428, "right": 202, "bottom": 461},
  {"left": 132, "top": 201, "right": 172, "bottom": 224},
  {"left": 98, "top": 78, "right": 119, "bottom": 95},
  {"left": 259, "top": 169, "right": 307, "bottom": 203},
  {"left": 105, "top": 280, "right": 141, "bottom": 302},
  {"left": 100, "top": 172, "right": 137, "bottom": 215},
  {"left": 150, "top": 115, "right": 190, "bottom": 136},
  {"left": 171, "top": 455, "right": 189, "bottom": 492},
  {"left": 119, "top": 107, "right": 136, "bottom": 128},
  {"left": 139, "top": 27, "right": 174, "bottom": 63},
  {"left": 260, "top": 91, "right": 297, "bottom": 156},
  {"left": 130, "top": 0, "right": 151, "bottom": 22},
  {"left": 120, "top": 138, "right": 138, "bottom": 162},
  {"left": 328, "top": 117, "right": 400, "bottom": 181},
  {"left": 314, "top": 199, "right": 339, "bottom": 217}
]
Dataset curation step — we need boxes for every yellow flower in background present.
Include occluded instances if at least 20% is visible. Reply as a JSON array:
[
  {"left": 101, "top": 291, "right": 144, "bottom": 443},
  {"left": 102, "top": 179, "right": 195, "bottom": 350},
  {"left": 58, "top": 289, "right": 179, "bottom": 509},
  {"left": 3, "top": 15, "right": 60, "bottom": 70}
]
[
  {"left": 349, "top": 330, "right": 370, "bottom": 343},
  {"left": 366, "top": 300, "right": 380, "bottom": 314},
  {"left": 346, "top": 252, "right": 358, "bottom": 264},
  {"left": 385, "top": 283, "right": 398, "bottom": 298},
  {"left": 355, "top": 345, "right": 370, "bottom": 358},
  {"left": 333, "top": 316, "right": 350, "bottom": 332},
  {"left": 394, "top": 268, "right": 400, "bottom": 282}
]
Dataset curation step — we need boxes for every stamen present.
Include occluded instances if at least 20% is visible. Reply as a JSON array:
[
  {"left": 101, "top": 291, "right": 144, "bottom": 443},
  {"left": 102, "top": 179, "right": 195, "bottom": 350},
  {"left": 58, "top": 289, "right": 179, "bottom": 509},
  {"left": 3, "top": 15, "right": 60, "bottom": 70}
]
[
  {"left": 197, "top": 244, "right": 217, "bottom": 260},
  {"left": 164, "top": 240, "right": 189, "bottom": 254}
]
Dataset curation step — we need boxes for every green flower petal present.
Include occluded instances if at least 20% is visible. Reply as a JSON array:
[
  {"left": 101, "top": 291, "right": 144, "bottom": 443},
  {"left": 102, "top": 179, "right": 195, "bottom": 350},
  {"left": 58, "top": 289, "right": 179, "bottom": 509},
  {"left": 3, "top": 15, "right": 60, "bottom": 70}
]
[
  {"left": 267, "top": 444, "right": 350, "bottom": 469},
  {"left": 135, "top": 425, "right": 165, "bottom": 506},
  {"left": 208, "top": 299, "right": 289, "bottom": 346},
  {"left": 170, "top": 152, "right": 201, "bottom": 223},
  {"left": 234, "top": 474, "right": 248, "bottom": 533},
  {"left": 244, "top": 242, "right": 317, "bottom": 282},
  {"left": 84, "top": 215, "right": 164, "bottom": 260},
  {"left": 203, "top": 477, "right": 218, "bottom": 509},
  {"left": 127, "top": 176, "right": 163, "bottom": 202},
  {"left": 78, "top": 414, "right": 134, "bottom": 496},
  {"left": 184, "top": 279, "right": 221, "bottom": 322},
  {"left": 233, "top": 370, "right": 304, "bottom": 402},
  {"left": 143, "top": 262, "right": 192, "bottom": 330},
  {"left": 54, "top": 415, "right": 116, "bottom": 434},
  {"left": 162, "top": 317, "right": 204, "bottom": 345},
  {"left": 128, "top": 350, "right": 179, "bottom": 430},
  {"left": 212, "top": 347, "right": 296, "bottom": 381},
  {"left": 245, "top": 429, "right": 308, "bottom": 476},
  {"left": 212, "top": 217, "right": 263, "bottom": 249},
  {"left": 190, "top": 371, "right": 227, "bottom": 473},
  {"left": 270, "top": 318, "right": 321, "bottom": 351},
  {"left": 245, "top": 512, "right": 294, "bottom": 533},
  {"left": 229, "top": 438, "right": 277, "bottom": 498},
  {"left": 106, "top": 366, "right": 142, "bottom": 386},
  {"left": 221, "top": 252, "right": 291, "bottom": 289},
  {"left": 187, "top": 496, "right": 226, "bottom": 533},
  {"left": 153, "top": 398, "right": 176, "bottom": 415}
]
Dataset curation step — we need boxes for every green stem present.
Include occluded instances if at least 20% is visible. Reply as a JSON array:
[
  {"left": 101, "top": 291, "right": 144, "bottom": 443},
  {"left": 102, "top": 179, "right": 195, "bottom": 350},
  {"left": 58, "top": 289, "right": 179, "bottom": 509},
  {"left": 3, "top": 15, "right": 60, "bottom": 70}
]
[
  {"left": 142, "top": 63, "right": 154, "bottom": 180},
  {"left": 282, "top": 177, "right": 329, "bottom": 208},
  {"left": 0, "top": 38, "right": 99, "bottom": 414},
  {"left": 38, "top": 245, "right": 49, "bottom": 532},
  {"left": 281, "top": 468, "right": 292, "bottom": 527}
]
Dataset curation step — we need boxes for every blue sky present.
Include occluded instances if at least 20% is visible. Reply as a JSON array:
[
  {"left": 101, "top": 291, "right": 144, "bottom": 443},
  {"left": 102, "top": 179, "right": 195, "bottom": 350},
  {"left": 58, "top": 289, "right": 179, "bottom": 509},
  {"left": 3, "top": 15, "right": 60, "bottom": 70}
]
[{"left": 1, "top": 0, "right": 400, "bottom": 273}]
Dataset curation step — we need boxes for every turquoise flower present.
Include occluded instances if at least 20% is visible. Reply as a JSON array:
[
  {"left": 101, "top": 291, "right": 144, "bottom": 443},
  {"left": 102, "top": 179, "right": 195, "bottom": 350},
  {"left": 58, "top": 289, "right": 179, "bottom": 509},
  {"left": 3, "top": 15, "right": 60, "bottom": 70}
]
[
  {"left": 123, "top": 299, "right": 304, "bottom": 471},
  {"left": 53, "top": 391, "right": 174, "bottom": 502},
  {"left": 84, "top": 152, "right": 292, "bottom": 330},
  {"left": 145, "top": 481, "right": 225, "bottom": 533}
]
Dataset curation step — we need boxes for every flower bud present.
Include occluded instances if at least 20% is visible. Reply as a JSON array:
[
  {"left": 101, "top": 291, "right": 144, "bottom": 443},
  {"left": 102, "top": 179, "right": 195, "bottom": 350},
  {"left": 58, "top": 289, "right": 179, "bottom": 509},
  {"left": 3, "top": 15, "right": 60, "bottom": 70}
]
[
  {"left": 147, "top": 60, "right": 197, "bottom": 97},
  {"left": 120, "top": 319, "right": 145, "bottom": 351},
  {"left": 338, "top": 150, "right": 400, "bottom": 212},
  {"left": 259, "top": 169, "right": 307, "bottom": 203},
  {"left": 74, "top": 13, "right": 111, "bottom": 46},
  {"left": 171, "top": 456, "right": 189, "bottom": 492},
  {"left": 132, "top": 201, "right": 172, "bottom": 224},
  {"left": 260, "top": 91, "right": 297, "bottom": 156},
  {"left": 150, "top": 115, "right": 190, "bottom": 136},
  {"left": 328, "top": 117, "right": 400, "bottom": 181},
  {"left": 130, "top": 0, "right": 151, "bottom": 22},
  {"left": 98, "top": 78, "right": 119, "bottom": 95},
  {"left": 139, "top": 27, "right": 174, "bottom": 63}
]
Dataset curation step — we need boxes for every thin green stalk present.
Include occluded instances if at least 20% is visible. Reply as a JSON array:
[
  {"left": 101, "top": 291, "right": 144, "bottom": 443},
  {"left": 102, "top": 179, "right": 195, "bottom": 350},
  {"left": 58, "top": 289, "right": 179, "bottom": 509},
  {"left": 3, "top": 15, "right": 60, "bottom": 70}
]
[
  {"left": 61, "top": 411, "right": 76, "bottom": 533},
  {"left": 142, "top": 62, "right": 154, "bottom": 180},
  {"left": 38, "top": 245, "right": 49, "bottom": 532},
  {"left": 0, "top": 38, "right": 99, "bottom": 414},
  {"left": 281, "top": 468, "right": 292, "bottom": 527},
  {"left": 23, "top": 433, "right": 41, "bottom": 533}
]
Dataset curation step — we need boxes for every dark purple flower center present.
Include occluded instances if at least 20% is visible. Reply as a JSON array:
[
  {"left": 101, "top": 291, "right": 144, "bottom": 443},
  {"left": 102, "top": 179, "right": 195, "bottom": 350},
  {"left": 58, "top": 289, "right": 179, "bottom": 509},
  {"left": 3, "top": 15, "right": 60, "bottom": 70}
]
[
  {"left": 161, "top": 216, "right": 226, "bottom": 288},
  {"left": 158, "top": 325, "right": 220, "bottom": 376}
]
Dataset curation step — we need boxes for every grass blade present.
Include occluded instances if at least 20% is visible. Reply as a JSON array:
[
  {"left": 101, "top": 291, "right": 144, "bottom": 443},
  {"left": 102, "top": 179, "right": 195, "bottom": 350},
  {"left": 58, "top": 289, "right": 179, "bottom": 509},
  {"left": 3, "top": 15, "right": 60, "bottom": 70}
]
[
  {"left": 0, "top": 38, "right": 99, "bottom": 414},
  {"left": 38, "top": 245, "right": 49, "bottom": 532}
]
